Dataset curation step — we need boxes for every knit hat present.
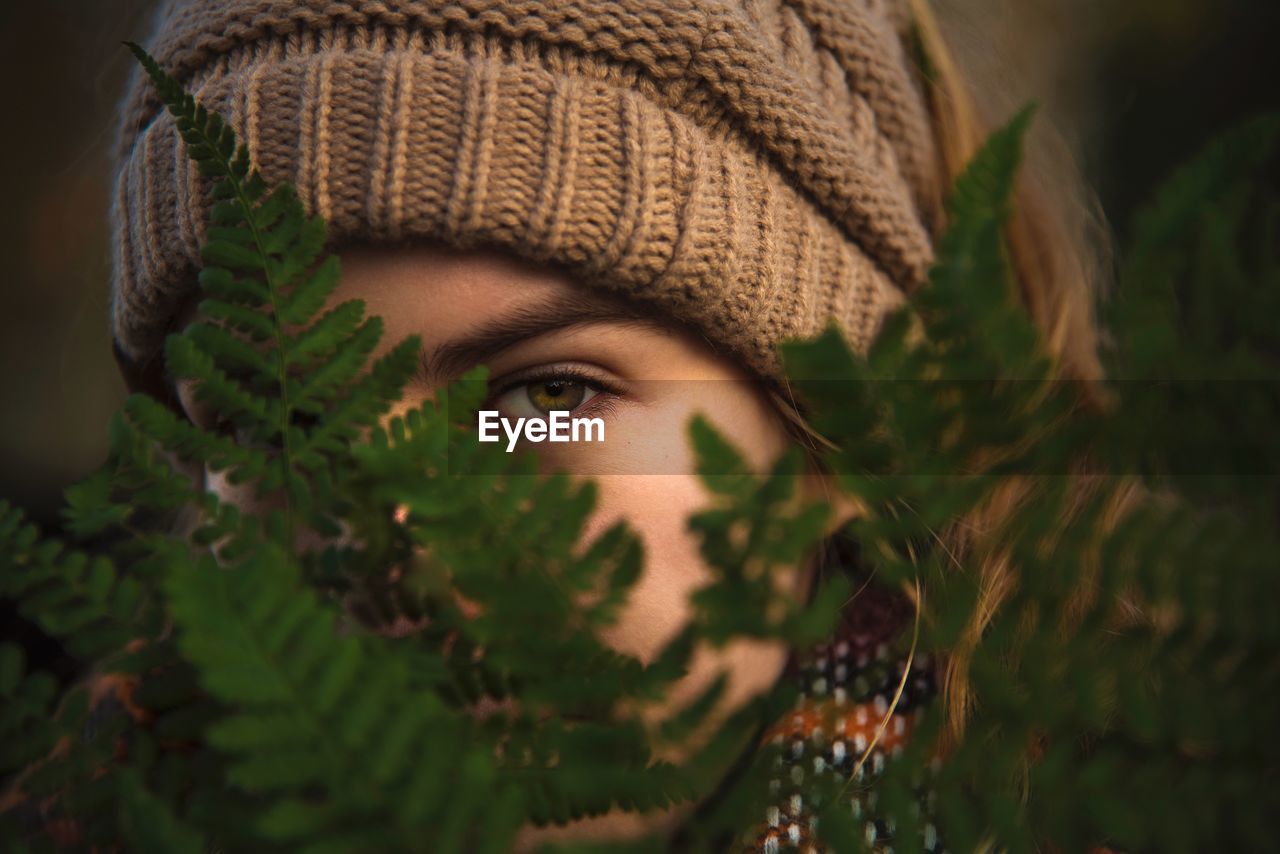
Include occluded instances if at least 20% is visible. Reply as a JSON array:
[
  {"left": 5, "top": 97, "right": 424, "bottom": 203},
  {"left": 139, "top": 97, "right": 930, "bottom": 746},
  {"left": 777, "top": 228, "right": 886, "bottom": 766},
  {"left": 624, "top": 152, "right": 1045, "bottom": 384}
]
[{"left": 111, "top": 0, "right": 942, "bottom": 389}]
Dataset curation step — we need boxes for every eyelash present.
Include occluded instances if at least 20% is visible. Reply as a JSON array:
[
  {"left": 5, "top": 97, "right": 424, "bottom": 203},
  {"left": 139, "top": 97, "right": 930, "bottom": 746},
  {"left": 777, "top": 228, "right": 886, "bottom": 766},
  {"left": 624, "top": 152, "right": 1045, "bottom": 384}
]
[{"left": 485, "top": 363, "right": 625, "bottom": 419}]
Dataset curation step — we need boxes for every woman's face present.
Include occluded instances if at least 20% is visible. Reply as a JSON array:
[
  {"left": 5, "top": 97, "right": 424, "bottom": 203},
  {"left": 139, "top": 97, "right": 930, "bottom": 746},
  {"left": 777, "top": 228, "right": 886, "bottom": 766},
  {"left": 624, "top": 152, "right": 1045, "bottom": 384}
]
[{"left": 179, "top": 244, "right": 808, "bottom": 844}]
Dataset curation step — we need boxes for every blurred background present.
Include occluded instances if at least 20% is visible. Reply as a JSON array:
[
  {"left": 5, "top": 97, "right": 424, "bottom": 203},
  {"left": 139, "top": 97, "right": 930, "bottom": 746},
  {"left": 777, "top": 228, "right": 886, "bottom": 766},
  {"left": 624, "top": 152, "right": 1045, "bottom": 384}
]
[{"left": 1, "top": 0, "right": 1278, "bottom": 532}]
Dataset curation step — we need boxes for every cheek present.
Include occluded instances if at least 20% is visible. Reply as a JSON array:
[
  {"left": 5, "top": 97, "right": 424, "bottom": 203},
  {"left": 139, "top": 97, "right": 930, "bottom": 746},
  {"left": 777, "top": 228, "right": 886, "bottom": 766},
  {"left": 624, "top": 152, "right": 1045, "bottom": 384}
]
[
  {"left": 583, "top": 474, "right": 791, "bottom": 723},
  {"left": 562, "top": 388, "right": 797, "bottom": 714},
  {"left": 584, "top": 474, "right": 710, "bottom": 659}
]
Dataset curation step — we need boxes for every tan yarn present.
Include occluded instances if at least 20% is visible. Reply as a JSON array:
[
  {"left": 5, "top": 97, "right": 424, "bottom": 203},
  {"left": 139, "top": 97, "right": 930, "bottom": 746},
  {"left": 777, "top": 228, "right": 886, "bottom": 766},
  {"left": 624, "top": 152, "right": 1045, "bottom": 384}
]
[{"left": 111, "top": 0, "right": 942, "bottom": 387}]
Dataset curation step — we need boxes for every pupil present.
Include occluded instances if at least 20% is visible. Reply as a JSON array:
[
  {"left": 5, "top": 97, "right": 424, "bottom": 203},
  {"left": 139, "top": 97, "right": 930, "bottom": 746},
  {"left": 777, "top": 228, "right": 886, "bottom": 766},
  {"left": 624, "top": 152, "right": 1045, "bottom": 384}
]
[{"left": 527, "top": 379, "right": 583, "bottom": 413}]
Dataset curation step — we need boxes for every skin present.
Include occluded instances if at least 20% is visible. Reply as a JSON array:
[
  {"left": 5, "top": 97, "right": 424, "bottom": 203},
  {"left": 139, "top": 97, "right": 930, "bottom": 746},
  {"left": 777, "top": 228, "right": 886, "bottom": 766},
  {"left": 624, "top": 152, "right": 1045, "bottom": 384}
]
[{"left": 177, "top": 244, "right": 820, "bottom": 846}]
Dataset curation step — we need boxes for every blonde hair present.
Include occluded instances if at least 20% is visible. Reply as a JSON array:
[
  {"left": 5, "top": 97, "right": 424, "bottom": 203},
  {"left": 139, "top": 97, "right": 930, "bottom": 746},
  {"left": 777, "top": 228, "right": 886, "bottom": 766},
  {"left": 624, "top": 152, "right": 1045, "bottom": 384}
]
[
  {"left": 772, "top": 0, "right": 1135, "bottom": 750},
  {"left": 912, "top": 0, "right": 1154, "bottom": 753},
  {"left": 907, "top": 0, "right": 1108, "bottom": 386}
]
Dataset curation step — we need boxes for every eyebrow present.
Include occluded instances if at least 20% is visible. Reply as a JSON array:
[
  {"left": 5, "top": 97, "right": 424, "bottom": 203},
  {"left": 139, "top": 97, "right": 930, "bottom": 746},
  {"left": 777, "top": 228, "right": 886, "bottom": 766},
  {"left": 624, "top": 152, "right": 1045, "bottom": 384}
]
[{"left": 418, "top": 291, "right": 667, "bottom": 385}]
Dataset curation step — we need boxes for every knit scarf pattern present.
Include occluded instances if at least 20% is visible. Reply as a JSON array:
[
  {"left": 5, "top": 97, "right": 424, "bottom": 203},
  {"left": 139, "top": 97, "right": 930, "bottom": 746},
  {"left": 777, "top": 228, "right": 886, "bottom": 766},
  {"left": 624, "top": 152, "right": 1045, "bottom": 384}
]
[{"left": 750, "top": 577, "right": 944, "bottom": 853}]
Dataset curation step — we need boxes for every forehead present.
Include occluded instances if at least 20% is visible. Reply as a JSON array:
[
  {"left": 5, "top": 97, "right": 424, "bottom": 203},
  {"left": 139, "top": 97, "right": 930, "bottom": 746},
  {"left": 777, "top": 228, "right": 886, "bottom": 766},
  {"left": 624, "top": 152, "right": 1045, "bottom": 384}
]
[{"left": 334, "top": 244, "right": 580, "bottom": 347}]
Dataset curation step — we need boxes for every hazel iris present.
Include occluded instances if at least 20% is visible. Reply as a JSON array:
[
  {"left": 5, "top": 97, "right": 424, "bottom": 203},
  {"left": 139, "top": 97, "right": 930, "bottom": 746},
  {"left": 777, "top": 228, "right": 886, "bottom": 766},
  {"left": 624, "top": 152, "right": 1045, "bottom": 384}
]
[{"left": 526, "top": 379, "right": 587, "bottom": 414}]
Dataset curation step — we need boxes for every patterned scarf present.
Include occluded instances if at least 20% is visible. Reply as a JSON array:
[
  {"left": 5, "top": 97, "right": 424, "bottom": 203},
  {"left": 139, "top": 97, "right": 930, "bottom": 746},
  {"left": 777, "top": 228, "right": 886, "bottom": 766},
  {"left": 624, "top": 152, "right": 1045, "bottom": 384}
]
[{"left": 750, "top": 573, "right": 943, "bottom": 853}]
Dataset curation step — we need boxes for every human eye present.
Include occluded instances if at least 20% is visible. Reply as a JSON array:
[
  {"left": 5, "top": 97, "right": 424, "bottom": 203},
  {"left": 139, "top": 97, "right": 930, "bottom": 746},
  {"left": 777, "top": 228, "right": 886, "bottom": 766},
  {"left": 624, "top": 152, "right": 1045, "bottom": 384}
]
[{"left": 487, "top": 363, "right": 622, "bottom": 421}]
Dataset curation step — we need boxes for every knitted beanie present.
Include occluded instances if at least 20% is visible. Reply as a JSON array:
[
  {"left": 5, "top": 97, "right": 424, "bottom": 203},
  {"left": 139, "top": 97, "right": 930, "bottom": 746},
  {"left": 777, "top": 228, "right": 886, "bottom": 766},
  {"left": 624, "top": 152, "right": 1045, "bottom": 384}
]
[{"left": 111, "top": 0, "right": 942, "bottom": 388}]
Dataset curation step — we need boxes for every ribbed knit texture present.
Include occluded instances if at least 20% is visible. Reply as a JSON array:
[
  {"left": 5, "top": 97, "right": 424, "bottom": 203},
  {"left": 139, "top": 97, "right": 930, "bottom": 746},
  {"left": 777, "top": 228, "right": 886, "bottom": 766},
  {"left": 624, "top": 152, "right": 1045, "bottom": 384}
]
[{"left": 110, "top": 0, "right": 942, "bottom": 386}]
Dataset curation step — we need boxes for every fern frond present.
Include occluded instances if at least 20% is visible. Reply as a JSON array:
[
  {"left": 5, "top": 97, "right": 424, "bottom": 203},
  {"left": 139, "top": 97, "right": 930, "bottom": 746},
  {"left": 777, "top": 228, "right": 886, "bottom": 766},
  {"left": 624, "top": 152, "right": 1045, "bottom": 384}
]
[
  {"left": 115, "top": 768, "right": 207, "bottom": 854},
  {"left": 125, "top": 44, "right": 428, "bottom": 548},
  {"left": 0, "top": 501, "right": 149, "bottom": 660},
  {"left": 163, "top": 544, "right": 515, "bottom": 851},
  {"left": 0, "top": 645, "right": 61, "bottom": 777}
]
